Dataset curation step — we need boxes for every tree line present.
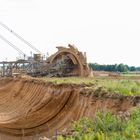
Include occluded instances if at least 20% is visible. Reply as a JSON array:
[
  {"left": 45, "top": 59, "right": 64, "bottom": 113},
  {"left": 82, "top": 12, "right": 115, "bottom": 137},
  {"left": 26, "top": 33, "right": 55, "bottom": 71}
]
[{"left": 89, "top": 63, "right": 140, "bottom": 72}]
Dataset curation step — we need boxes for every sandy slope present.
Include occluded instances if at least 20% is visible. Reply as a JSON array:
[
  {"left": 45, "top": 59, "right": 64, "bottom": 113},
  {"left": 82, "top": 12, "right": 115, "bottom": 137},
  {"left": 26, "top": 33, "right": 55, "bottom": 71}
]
[{"left": 0, "top": 77, "right": 139, "bottom": 139}]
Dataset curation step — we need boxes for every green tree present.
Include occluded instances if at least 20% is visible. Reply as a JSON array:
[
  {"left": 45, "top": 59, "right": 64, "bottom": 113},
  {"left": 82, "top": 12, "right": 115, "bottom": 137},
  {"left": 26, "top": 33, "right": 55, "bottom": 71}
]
[{"left": 117, "top": 64, "right": 128, "bottom": 72}]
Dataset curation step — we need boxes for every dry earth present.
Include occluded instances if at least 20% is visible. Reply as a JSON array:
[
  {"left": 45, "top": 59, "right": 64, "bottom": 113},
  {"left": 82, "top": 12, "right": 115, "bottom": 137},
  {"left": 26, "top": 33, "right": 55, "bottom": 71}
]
[{"left": 0, "top": 77, "right": 140, "bottom": 140}]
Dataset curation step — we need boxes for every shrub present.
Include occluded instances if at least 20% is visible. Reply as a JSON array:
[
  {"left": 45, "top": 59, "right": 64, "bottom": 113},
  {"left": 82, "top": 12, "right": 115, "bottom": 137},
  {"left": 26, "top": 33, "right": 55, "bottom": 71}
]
[{"left": 58, "top": 109, "right": 140, "bottom": 140}]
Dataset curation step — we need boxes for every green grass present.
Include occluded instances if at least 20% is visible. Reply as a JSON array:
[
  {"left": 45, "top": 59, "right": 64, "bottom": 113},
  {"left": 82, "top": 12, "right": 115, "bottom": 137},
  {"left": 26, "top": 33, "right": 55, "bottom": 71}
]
[
  {"left": 99, "top": 79, "right": 140, "bottom": 95},
  {"left": 122, "top": 72, "right": 140, "bottom": 77},
  {"left": 43, "top": 77, "right": 95, "bottom": 85},
  {"left": 58, "top": 108, "right": 140, "bottom": 140},
  {"left": 43, "top": 77, "right": 140, "bottom": 95}
]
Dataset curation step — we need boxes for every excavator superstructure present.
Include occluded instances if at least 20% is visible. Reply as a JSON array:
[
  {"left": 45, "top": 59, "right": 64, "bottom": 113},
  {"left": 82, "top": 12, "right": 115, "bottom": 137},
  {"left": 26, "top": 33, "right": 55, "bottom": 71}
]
[{"left": 0, "top": 22, "right": 90, "bottom": 77}]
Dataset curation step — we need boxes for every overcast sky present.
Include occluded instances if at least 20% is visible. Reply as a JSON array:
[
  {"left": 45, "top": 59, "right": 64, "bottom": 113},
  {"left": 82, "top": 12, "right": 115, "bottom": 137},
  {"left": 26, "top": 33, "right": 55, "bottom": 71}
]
[{"left": 0, "top": 0, "right": 140, "bottom": 66}]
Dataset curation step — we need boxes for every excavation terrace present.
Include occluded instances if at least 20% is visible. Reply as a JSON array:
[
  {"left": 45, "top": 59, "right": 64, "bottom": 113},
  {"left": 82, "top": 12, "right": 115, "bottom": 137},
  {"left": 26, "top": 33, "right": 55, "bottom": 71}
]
[{"left": 0, "top": 77, "right": 140, "bottom": 139}]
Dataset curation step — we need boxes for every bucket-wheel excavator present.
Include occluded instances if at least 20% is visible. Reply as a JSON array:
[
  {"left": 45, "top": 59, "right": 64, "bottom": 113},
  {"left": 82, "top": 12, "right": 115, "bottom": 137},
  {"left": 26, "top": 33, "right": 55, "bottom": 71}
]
[{"left": 0, "top": 22, "right": 90, "bottom": 77}]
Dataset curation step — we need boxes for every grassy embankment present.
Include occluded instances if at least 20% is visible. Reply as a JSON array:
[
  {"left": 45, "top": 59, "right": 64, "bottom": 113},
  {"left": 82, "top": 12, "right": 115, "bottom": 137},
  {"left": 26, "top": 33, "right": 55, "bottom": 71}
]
[{"left": 43, "top": 76, "right": 140, "bottom": 95}]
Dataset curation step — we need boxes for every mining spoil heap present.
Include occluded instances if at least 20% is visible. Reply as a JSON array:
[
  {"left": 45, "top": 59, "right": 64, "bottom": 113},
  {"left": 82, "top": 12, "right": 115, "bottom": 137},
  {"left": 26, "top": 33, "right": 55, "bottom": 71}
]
[{"left": 0, "top": 77, "right": 140, "bottom": 139}]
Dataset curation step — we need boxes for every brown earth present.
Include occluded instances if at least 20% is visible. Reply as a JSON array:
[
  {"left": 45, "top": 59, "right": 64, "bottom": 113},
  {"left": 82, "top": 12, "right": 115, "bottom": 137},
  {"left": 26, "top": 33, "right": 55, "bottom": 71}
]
[
  {"left": 0, "top": 77, "right": 140, "bottom": 140},
  {"left": 92, "top": 71, "right": 120, "bottom": 77}
]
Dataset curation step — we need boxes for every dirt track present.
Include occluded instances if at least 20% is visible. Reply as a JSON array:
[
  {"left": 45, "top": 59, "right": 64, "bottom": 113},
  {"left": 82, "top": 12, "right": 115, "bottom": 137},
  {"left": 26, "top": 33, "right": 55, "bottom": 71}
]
[{"left": 0, "top": 77, "right": 140, "bottom": 140}]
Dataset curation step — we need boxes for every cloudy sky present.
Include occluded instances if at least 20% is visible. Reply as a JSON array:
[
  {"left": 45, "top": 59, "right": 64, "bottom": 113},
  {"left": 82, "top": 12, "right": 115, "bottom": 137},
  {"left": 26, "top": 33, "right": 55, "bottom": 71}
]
[{"left": 0, "top": 0, "right": 140, "bottom": 66}]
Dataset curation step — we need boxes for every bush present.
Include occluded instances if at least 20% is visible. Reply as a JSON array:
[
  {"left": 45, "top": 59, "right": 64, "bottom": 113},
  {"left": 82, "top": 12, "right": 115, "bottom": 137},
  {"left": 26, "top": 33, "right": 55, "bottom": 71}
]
[{"left": 58, "top": 109, "right": 140, "bottom": 140}]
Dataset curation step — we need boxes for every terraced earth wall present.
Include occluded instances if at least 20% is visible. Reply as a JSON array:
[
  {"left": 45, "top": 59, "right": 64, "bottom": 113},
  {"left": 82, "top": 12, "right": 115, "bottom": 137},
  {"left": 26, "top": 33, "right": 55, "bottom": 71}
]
[{"left": 0, "top": 77, "right": 140, "bottom": 139}]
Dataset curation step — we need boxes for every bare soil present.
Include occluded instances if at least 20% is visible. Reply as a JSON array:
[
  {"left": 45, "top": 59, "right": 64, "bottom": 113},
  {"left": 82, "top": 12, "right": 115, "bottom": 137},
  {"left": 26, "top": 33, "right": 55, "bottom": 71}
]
[{"left": 0, "top": 77, "right": 140, "bottom": 140}]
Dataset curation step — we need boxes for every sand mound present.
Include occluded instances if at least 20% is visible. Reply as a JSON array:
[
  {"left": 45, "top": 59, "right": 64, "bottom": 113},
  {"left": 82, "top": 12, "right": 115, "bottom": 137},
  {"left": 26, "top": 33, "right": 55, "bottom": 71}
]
[{"left": 0, "top": 77, "right": 140, "bottom": 139}]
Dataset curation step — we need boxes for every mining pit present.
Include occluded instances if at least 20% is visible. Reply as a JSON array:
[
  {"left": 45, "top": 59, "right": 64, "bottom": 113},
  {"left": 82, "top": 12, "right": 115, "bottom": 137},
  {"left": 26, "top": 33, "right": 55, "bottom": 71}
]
[{"left": 0, "top": 77, "right": 140, "bottom": 139}]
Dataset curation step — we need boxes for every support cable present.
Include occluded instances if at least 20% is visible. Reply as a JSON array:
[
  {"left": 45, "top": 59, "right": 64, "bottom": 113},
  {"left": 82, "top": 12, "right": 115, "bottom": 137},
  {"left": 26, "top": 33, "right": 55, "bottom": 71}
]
[
  {"left": 0, "top": 34, "right": 26, "bottom": 57},
  {"left": 0, "top": 22, "right": 42, "bottom": 54}
]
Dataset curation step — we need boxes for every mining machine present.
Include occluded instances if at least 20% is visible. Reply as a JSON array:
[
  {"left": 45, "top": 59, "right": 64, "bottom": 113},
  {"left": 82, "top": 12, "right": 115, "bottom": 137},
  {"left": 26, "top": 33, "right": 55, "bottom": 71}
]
[{"left": 0, "top": 22, "right": 90, "bottom": 77}]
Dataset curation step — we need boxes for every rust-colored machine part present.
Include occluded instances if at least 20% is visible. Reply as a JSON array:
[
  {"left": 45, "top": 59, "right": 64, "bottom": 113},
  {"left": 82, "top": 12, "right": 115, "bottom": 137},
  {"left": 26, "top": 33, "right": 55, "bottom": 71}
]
[
  {"left": 46, "top": 44, "right": 90, "bottom": 77},
  {"left": 0, "top": 44, "right": 90, "bottom": 77}
]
